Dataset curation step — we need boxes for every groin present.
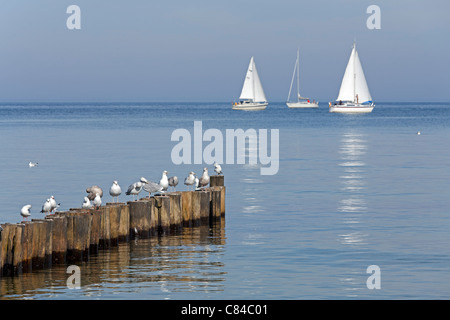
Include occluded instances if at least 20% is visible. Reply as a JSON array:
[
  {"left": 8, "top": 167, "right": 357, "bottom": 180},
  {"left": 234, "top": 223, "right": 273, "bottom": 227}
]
[{"left": 0, "top": 175, "right": 225, "bottom": 277}]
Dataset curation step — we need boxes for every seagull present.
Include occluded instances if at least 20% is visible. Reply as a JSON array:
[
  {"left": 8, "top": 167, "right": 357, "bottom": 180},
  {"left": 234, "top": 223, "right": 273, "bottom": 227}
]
[
  {"left": 28, "top": 161, "right": 38, "bottom": 168},
  {"left": 213, "top": 162, "right": 223, "bottom": 175},
  {"left": 126, "top": 181, "right": 144, "bottom": 201},
  {"left": 198, "top": 167, "right": 210, "bottom": 190},
  {"left": 49, "top": 195, "right": 60, "bottom": 214},
  {"left": 140, "top": 177, "right": 149, "bottom": 184},
  {"left": 194, "top": 176, "right": 200, "bottom": 191},
  {"left": 159, "top": 171, "right": 169, "bottom": 193},
  {"left": 417, "top": 131, "right": 421, "bottom": 135},
  {"left": 86, "top": 185, "right": 103, "bottom": 201},
  {"left": 168, "top": 176, "right": 179, "bottom": 192},
  {"left": 93, "top": 193, "right": 102, "bottom": 209},
  {"left": 184, "top": 171, "right": 196, "bottom": 191},
  {"left": 109, "top": 180, "right": 122, "bottom": 202},
  {"left": 82, "top": 197, "right": 93, "bottom": 209},
  {"left": 20, "top": 205, "right": 32, "bottom": 221},
  {"left": 142, "top": 180, "right": 164, "bottom": 197},
  {"left": 40, "top": 199, "right": 52, "bottom": 215}
]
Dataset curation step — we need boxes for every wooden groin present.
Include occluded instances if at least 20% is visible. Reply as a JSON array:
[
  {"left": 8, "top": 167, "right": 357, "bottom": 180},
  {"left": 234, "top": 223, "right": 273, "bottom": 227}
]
[{"left": 0, "top": 176, "right": 225, "bottom": 277}]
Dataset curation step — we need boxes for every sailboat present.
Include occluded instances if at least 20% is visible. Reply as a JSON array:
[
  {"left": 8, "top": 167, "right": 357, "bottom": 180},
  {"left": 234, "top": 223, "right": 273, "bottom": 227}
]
[
  {"left": 286, "top": 49, "right": 318, "bottom": 108},
  {"left": 232, "top": 56, "right": 268, "bottom": 111},
  {"left": 329, "top": 43, "right": 374, "bottom": 113}
]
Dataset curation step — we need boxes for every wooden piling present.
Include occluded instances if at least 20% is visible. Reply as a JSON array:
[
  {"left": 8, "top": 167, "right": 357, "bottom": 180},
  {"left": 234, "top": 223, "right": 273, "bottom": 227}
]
[
  {"left": 210, "top": 175, "right": 224, "bottom": 187},
  {"left": 181, "top": 191, "right": 194, "bottom": 227},
  {"left": 155, "top": 196, "right": 171, "bottom": 235},
  {"left": 168, "top": 192, "right": 182, "bottom": 231},
  {"left": 0, "top": 183, "right": 225, "bottom": 278}
]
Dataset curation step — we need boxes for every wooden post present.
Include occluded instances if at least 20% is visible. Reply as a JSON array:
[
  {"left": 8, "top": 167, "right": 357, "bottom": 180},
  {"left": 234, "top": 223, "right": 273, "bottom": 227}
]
[
  {"left": 210, "top": 175, "right": 224, "bottom": 187},
  {"left": 21, "top": 222, "right": 34, "bottom": 273},
  {"left": 210, "top": 187, "right": 222, "bottom": 223},
  {"left": 99, "top": 207, "right": 111, "bottom": 250},
  {"left": 192, "top": 190, "right": 210, "bottom": 225},
  {"left": 108, "top": 205, "right": 120, "bottom": 246},
  {"left": 117, "top": 203, "right": 130, "bottom": 242},
  {"left": 155, "top": 196, "right": 171, "bottom": 235},
  {"left": 168, "top": 192, "right": 182, "bottom": 232},
  {"left": 181, "top": 191, "right": 194, "bottom": 227},
  {"left": 31, "top": 220, "right": 48, "bottom": 270},
  {"left": 46, "top": 215, "right": 67, "bottom": 265},
  {"left": 128, "top": 199, "right": 153, "bottom": 238}
]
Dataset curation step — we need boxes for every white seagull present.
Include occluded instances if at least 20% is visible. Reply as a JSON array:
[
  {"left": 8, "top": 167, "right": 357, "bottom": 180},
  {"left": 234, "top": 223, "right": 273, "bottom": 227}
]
[
  {"left": 198, "top": 167, "right": 210, "bottom": 190},
  {"left": 194, "top": 176, "right": 200, "bottom": 191},
  {"left": 93, "top": 193, "right": 102, "bottom": 209},
  {"left": 126, "top": 181, "right": 144, "bottom": 201},
  {"left": 213, "top": 162, "right": 223, "bottom": 175},
  {"left": 82, "top": 197, "right": 93, "bottom": 209},
  {"left": 159, "top": 170, "right": 169, "bottom": 194},
  {"left": 28, "top": 161, "right": 38, "bottom": 168},
  {"left": 109, "top": 180, "right": 122, "bottom": 202},
  {"left": 40, "top": 199, "right": 52, "bottom": 215},
  {"left": 21, "top": 205, "right": 32, "bottom": 221},
  {"left": 184, "top": 171, "right": 196, "bottom": 191},
  {"left": 49, "top": 195, "right": 60, "bottom": 213}
]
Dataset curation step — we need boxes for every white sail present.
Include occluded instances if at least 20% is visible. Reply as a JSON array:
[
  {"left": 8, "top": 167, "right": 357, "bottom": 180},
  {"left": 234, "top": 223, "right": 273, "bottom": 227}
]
[
  {"left": 239, "top": 57, "right": 267, "bottom": 102},
  {"left": 336, "top": 44, "right": 372, "bottom": 103}
]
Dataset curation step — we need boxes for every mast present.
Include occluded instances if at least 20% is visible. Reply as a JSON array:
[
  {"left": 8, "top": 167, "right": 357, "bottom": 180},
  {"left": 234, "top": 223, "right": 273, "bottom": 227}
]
[
  {"left": 297, "top": 48, "right": 300, "bottom": 102},
  {"left": 353, "top": 43, "right": 356, "bottom": 103}
]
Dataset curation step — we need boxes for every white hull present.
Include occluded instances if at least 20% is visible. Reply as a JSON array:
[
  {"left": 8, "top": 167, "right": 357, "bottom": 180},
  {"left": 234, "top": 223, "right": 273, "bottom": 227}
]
[
  {"left": 287, "top": 102, "right": 319, "bottom": 108},
  {"left": 329, "top": 104, "right": 374, "bottom": 113},
  {"left": 232, "top": 102, "right": 268, "bottom": 111}
]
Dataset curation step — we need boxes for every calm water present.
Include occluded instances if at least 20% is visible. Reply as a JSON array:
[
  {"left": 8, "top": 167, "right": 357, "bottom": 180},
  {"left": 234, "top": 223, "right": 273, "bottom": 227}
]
[{"left": 1, "top": 102, "right": 450, "bottom": 299}]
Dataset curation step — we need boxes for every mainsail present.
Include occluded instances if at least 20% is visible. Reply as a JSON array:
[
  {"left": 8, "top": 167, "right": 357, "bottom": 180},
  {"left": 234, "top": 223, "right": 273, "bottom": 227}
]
[
  {"left": 336, "top": 44, "right": 372, "bottom": 104},
  {"left": 239, "top": 57, "right": 267, "bottom": 102}
]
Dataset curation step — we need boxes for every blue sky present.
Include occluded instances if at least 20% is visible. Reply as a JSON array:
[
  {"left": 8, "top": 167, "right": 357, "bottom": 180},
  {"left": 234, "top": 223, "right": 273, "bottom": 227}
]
[{"left": 0, "top": 0, "right": 449, "bottom": 102}]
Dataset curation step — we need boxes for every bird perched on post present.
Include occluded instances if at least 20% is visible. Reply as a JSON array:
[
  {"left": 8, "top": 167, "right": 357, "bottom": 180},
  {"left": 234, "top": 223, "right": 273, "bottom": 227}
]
[
  {"left": 109, "top": 180, "right": 122, "bottom": 202},
  {"left": 213, "top": 162, "right": 223, "bottom": 175},
  {"left": 49, "top": 195, "right": 60, "bottom": 213},
  {"left": 143, "top": 180, "right": 164, "bottom": 197},
  {"left": 82, "top": 197, "right": 93, "bottom": 209},
  {"left": 40, "top": 199, "right": 52, "bottom": 215},
  {"left": 159, "top": 170, "right": 169, "bottom": 193},
  {"left": 86, "top": 185, "right": 103, "bottom": 201},
  {"left": 20, "top": 205, "right": 32, "bottom": 221},
  {"left": 184, "top": 171, "right": 196, "bottom": 191},
  {"left": 168, "top": 176, "right": 178, "bottom": 192},
  {"left": 194, "top": 175, "right": 200, "bottom": 191},
  {"left": 126, "top": 181, "right": 144, "bottom": 201},
  {"left": 198, "top": 167, "right": 210, "bottom": 190},
  {"left": 93, "top": 193, "right": 102, "bottom": 209}
]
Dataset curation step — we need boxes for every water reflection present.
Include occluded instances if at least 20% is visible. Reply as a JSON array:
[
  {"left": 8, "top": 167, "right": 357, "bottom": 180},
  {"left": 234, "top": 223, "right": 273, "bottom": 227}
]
[
  {"left": 0, "top": 223, "right": 226, "bottom": 299},
  {"left": 337, "top": 130, "right": 370, "bottom": 297},
  {"left": 337, "top": 131, "right": 369, "bottom": 244}
]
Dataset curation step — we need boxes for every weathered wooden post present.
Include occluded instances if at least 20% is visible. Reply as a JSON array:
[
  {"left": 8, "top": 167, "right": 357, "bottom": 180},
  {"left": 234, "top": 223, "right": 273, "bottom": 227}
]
[
  {"left": 168, "top": 192, "right": 183, "bottom": 232},
  {"left": 181, "top": 191, "right": 194, "bottom": 227},
  {"left": 128, "top": 199, "right": 153, "bottom": 238},
  {"left": 46, "top": 215, "right": 67, "bottom": 265},
  {"left": 154, "top": 196, "right": 171, "bottom": 235},
  {"left": 210, "top": 187, "right": 222, "bottom": 223}
]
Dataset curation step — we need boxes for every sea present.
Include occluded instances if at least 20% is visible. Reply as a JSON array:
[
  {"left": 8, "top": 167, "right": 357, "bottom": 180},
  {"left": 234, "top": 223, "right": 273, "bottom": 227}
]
[{"left": 0, "top": 102, "right": 450, "bottom": 300}]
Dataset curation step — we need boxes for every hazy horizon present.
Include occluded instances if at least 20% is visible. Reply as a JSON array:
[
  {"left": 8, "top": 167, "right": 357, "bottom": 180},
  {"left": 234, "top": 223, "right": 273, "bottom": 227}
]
[{"left": 0, "top": 1, "right": 449, "bottom": 103}]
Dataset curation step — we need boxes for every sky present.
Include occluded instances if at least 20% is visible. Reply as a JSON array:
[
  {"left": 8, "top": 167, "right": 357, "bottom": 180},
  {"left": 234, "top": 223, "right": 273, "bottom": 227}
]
[{"left": 0, "top": 0, "right": 449, "bottom": 102}]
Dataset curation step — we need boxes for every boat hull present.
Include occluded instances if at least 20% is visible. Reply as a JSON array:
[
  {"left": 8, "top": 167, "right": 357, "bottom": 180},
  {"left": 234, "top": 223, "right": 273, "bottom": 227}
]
[
  {"left": 329, "top": 104, "right": 374, "bottom": 113},
  {"left": 287, "top": 102, "right": 318, "bottom": 108},
  {"left": 232, "top": 102, "right": 268, "bottom": 111}
]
